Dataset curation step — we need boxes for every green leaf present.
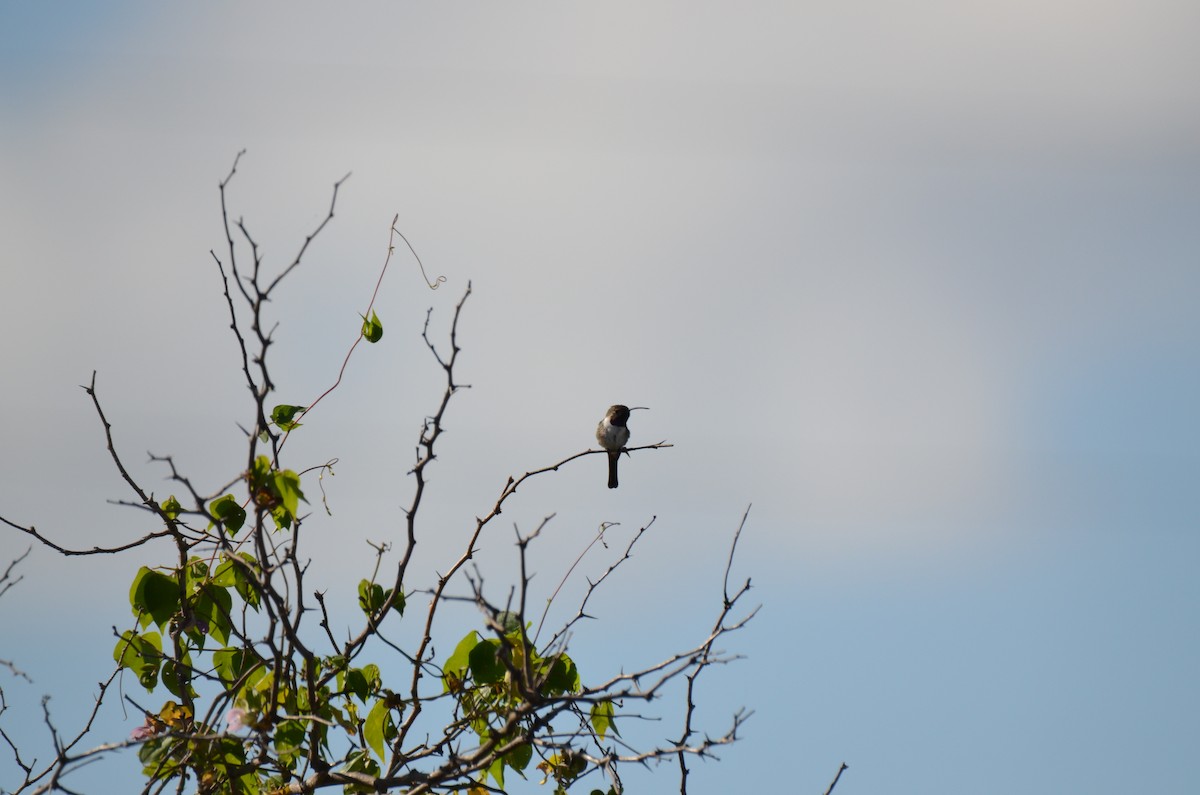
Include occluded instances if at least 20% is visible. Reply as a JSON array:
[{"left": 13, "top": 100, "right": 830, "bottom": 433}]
[
  {"left": 274, "top": 719, "right": 306, "bottom": 771},
  {"left": 192, "top": 584, "right": 233, "bottom": 646},
  {"left": 214, "top": 553, "right": 261, "bottom": 609},
  {"left": 468, "top": 638, "right": 505, "bottom": 685},
  {"left": 357, "top": 580, "right": 384, "bottom": 614},
  {"left": 162, "top": 657, "right": 198, "bottom": 700},
  {"left": 129, "top": 567, "right": 180, "bottom": 630},
  {"left": 345, "top": 669, "right": 370, "bottom": 703},
  {"left": 589, "top": 700, "right": 618, "bottom": 740},
  {"left": 160, "top": 495, "right": 182, "bottom": 520},
  {"left": 212, "top": 558, "right": 238, "bottom": 588},
  {"left": 183, "top": 558, "right": 209, "bottom": 592},
  {"left": 340, "top": 750, "right": 381, "bottom": 794},
  {"left": 215, "top": 735, "right": 246, "bottom": 765},
  {"left": 235, "top": 768, "right": 262, "bottom": 795},
  {"left": 496, "top": 611, "right": 523, "bottom": 634},
  {"left": 364, "top": 582, "right": 406, "bottom": 621},
  {"left": 488, "top": 753, "right": 506, "bottom": 789},
  {"left": 239, "top": 667, "right": 272, "bottom": 713},
  {"left": 213, "top": 647, "right": 261, "bottom": 685},
  {"left": 360, "top": 310, "right": 383, "bottom": 343},
  {"left": 506, "top": 741, "right": 533, "bottom": 771},
  {"left": 209, "top": 494, "right": 246, "bottom": 535},
  {"left": 364, "top": 699, "right": 395, "bottom": 762},
  {"left": 140, "top": 734, "right": 185, "bottom": 778},
  {"left": 270, "top": 404, "right": 305, "bottom": 432},
  {"left": 244, "top": 458, "right": 307, "bottom": 530},
  {"left": 272, "top": 469, "right": 305, "bottom": 522},
  {"left": 250, "top": 455, "right": 272, "bottom": 483},
  {"left": 113, "top": 630, "right": 162, "bottom": 691},
  {"left": 443, "top": 631, "right": 479, "bottom": 691},
  {"left": 542, "top": 653, "right": 580, "bottom": 695}
]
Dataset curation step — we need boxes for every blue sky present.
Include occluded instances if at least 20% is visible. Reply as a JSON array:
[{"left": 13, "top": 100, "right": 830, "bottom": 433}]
[{"left": 1, "top": 3, "right": 1197, "bottom": 793}]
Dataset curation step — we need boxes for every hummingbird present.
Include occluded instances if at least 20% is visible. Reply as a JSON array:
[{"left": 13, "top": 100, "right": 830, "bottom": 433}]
[{"left": 596, "top": 405, "right": 647, "bottom": 489}]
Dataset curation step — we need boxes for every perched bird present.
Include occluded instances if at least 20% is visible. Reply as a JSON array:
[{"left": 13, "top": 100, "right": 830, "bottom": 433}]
[{"left": 595, "top": 405, "right": 646, "bottom": 489}]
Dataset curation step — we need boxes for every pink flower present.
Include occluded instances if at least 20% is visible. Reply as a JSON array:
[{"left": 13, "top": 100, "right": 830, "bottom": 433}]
[
  {"left": 130, "top": 722, "right": 156, "bottom": 741},
  {"left": 225, "top": 707, "right": 248, "bottom": 732}
]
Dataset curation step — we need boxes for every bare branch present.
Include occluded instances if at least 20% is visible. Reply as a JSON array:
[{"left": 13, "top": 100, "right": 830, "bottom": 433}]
[
  {"left": 264, "top": 171, "right": 351, "bottom": 295},
  {"left": 824, "top": 761, "right": 850, "bottom": 795},
  {"left": 678, "top": 506, "right": 755, "bottom": 793},
  {"left": 1, "top": 513, "right": 173, "bottom": 557},
  {"left": 7, "top": 666, "right": 126, "bottom": 794},
  {"left": 0, "top": 545, "right": 31, "bottom": 600},
  {"left": 539, "top": 517, "right": 655, "bottom": 648}
]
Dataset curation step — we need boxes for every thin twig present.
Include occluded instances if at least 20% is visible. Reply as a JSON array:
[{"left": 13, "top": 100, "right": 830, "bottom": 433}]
[{"left": 824, "top": 762, "right": 849, "bottom": 795}]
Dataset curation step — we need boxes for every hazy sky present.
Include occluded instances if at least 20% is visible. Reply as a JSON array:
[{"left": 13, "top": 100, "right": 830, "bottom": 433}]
[{"left": 2, "top": 4, "right": 1198, "bottom": 794}]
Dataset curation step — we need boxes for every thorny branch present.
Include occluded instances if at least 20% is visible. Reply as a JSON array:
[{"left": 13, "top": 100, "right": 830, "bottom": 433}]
[
  {"left": 0, "top": 154, "right": 767, "bottom": 795},
  {"left": 536, "top": 518, "right": 653, "bottom": 647},
  {"left": 0, "top": 668, "right": 128, "bottom": 794},
  {"left": 451, "top": 515, "right": 755, "bottom": 795},
  {"left": 0, "top": 546, "right": 30, "bottom": 600},
  {"left": 0, "top": 548, "right": 34, "bottom": 684},
  {"left": 677, "top": 505, "right": 753, "bottom": 793}
]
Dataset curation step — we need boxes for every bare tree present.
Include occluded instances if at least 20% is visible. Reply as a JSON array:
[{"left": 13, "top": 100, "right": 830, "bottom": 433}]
[{"left": 0, "top": 153, "right": 762, "bottom": 795}]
